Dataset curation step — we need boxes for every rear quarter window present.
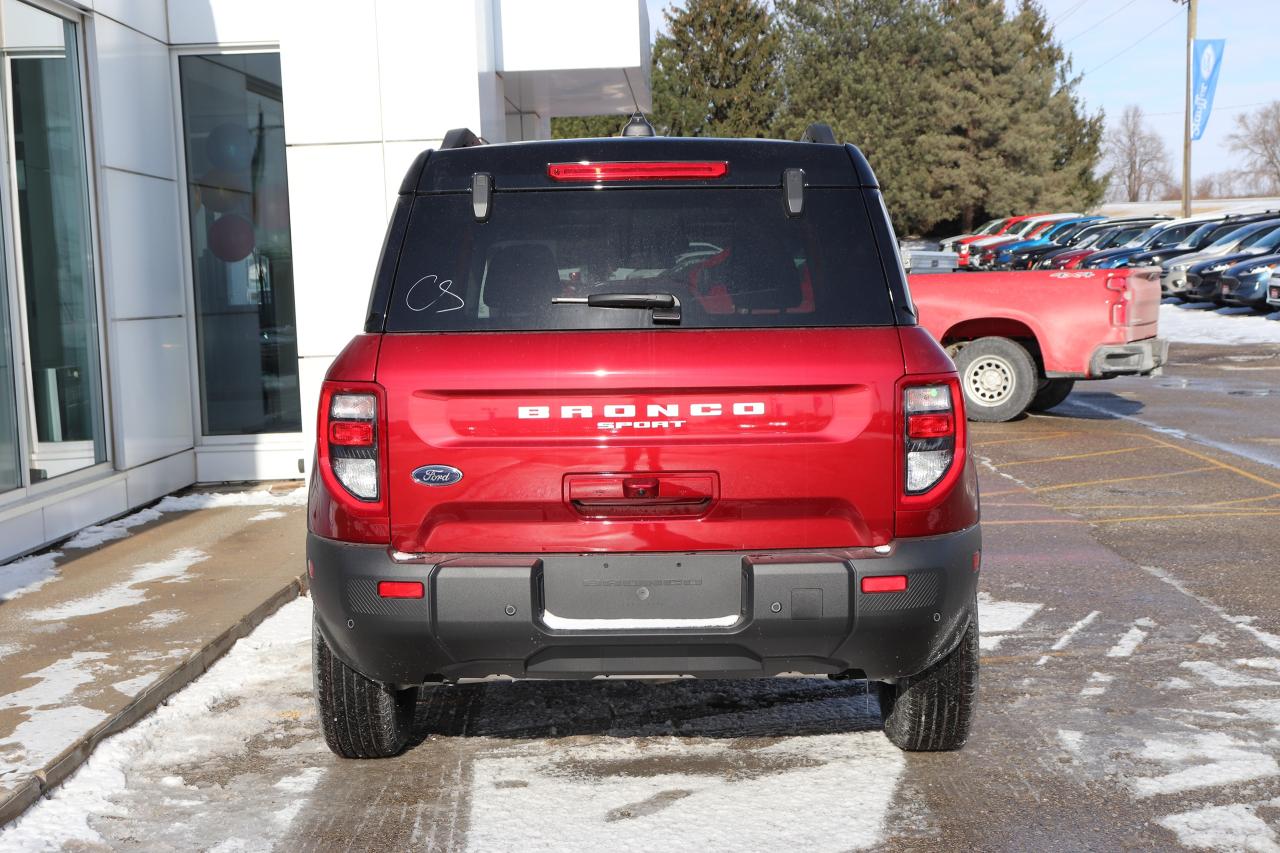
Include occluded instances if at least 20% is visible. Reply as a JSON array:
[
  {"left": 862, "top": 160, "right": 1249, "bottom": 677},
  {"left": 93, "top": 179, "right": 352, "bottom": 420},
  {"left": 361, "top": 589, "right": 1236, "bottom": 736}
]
[{"left": 384, "top": 188, "right": 895, "bottom": 332}]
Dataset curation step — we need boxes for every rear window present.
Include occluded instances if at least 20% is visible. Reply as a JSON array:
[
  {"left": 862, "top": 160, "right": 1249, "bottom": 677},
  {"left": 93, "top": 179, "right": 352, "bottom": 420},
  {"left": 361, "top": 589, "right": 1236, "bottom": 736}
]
[{"left": 385, "top": 188, "right": 894, "bottom": 332}]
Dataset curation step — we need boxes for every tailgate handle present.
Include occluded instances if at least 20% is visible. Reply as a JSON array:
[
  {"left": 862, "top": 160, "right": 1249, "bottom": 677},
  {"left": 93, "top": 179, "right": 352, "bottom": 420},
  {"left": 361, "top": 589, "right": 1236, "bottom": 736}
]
[{"left": 565, "top": 473, "right": 717, "bottom": 517}]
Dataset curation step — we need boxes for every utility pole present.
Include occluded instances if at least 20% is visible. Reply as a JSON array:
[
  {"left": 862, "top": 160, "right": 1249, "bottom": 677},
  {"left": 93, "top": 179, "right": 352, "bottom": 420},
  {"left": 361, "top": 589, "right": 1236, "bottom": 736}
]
[{"left": 1181, "top": 0, "right": 1198, "bottom": 217}]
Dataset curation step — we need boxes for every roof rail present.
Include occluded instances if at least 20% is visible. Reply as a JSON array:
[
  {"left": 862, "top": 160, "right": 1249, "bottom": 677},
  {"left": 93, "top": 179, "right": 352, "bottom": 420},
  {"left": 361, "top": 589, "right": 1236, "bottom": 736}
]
[
  {"left": 800, "top": 123, "right": 837, "bottom": 145},
  {"left": 441, "top": 128, "right": 486, "bottom": 150}
]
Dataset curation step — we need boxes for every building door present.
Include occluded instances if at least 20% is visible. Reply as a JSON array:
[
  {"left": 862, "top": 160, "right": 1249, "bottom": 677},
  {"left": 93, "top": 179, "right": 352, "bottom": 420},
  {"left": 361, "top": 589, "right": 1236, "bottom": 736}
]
[
  {"left": 2, "top": 0, "right": 107, "bottom": 486},
  {"left": 177, "top": 51, "right": 301, "bottom": 481}
]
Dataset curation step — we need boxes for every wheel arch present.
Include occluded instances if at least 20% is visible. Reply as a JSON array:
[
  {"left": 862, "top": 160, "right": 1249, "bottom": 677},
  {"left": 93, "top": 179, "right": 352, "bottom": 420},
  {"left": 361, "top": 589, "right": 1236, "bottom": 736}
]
[{"left": 940, "top": 318, "right": 1045, "bottom": 375}]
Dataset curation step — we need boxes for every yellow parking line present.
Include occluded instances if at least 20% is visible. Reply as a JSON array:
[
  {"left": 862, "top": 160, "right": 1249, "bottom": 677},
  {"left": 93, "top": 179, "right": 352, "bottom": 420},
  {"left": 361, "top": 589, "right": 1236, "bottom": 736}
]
[
  {"left": 1094, "top": 509, "right": 1280, "bottom": 524},
  {"left": 1139, "top": 434, "right": 1280, "bottom": 491},
  {"left": 1031, "top": 466, "right": 1218, "bottom": 494},
  {"left": 972, "top": 431, "right": 1074, "bottom": 448},
  {"left": 977, "top": 488, "right": 1025, "bottom": 497},
  {"left": 983, "top": 518, "right": 1088, "bottom": 526},
  {"left": 997, "top": 446, "right": 1145, "bottom": 468},
  {"left": 1058, "top": 493, "right": 1280, "bottom": 511}
]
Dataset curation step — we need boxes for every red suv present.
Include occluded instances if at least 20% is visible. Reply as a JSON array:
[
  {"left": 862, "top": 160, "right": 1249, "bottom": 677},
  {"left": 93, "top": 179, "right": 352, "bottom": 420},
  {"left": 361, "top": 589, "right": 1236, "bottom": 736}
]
[{"left": 309, "top": 125, "right": 982, "bottom": 759}]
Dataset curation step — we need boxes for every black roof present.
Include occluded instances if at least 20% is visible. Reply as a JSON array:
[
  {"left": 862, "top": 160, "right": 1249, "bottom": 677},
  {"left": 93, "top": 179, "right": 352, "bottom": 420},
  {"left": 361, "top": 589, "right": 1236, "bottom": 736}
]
[{"left": 400, "top": 135, "right": 879, "bottom": 194}]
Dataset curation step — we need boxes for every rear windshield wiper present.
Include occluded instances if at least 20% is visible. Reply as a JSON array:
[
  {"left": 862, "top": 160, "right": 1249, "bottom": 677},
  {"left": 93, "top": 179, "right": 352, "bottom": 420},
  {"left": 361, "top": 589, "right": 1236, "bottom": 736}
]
[{"left": 552, "top": 292, "right": 681, "bottom": 325}]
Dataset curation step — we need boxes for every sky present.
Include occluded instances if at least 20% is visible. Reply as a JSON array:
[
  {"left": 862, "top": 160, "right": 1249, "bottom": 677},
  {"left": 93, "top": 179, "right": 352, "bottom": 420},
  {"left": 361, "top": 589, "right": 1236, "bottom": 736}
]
[{"left": 642, "top": 0, "right": 1277, "bottom": 184}]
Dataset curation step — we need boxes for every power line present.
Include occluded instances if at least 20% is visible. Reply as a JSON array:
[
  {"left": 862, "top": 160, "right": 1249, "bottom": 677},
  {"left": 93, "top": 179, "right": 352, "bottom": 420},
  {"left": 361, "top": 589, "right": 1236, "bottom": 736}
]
[
  {"left": 1082, "top": 9, "right": 1183, "bottom": 76},
  {"left": 1063, "top": 0, "right": 1141, "bottom": 44},
  {"left": 1053, "top": 0, "right": 1091, "bottom": 27}
]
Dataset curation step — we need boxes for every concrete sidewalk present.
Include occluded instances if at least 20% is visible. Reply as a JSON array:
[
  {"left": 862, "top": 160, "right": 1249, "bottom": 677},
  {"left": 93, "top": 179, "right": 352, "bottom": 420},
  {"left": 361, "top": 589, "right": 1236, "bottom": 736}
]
[{"left": 0, "top": 485, "right": 309, "bottom": 826}]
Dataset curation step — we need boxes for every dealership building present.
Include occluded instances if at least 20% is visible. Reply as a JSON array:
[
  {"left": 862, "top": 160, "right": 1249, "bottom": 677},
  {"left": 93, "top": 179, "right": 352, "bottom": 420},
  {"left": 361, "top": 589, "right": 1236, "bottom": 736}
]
[{"left": 0, "top": 0, "right": 651, "bottom": 562}]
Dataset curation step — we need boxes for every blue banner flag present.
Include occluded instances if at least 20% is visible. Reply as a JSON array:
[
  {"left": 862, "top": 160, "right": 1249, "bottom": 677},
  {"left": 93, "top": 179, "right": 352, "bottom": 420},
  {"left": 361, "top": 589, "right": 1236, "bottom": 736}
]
[{"left": 1191, "top": 38, "right": 1225, "bottom": 141}]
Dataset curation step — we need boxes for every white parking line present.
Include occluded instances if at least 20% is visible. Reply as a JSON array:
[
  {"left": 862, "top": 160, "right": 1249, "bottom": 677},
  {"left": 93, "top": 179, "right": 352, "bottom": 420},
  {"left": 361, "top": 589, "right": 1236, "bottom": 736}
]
[
  {"left": 1106, "top": 626, "right": 1149, "bottom": 658},
  {"left": 1036, "top": 610, "right": 1100, "bottom": 666}
]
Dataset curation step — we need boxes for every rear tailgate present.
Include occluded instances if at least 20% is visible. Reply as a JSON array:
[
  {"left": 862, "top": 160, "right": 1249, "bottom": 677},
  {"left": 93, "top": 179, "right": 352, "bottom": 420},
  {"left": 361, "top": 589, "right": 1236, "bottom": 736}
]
[
  {"left": 1120, "top": 267, "right": 1161, "bottom": 341},
  {"left": 378, "top": 328, "right": 904, "bottom": 554}
]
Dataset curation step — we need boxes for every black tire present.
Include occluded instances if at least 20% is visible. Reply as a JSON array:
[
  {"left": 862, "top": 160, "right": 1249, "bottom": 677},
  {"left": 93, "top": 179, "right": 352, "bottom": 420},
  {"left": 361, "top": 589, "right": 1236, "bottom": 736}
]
[
  {"left": 313, "top": 618, "right": 419, "bottom": 758},
  {"left": 876, "top": 610, "right": 978, "bottom": 752},
  {"left": 1028, "top": 378, "right": 1075, "bottom": 412},
  {"left": 954, "top": 337, "right": 1037, "bottom": 422}
]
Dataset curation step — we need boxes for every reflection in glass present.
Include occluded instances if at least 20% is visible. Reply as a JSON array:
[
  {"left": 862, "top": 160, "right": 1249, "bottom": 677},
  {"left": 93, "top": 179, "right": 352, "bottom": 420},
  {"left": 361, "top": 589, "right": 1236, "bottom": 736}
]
[
  {"left": 5, "top": 0, "right": 106, "bottom": 481},
  {"left": 179, "top": 53, "right": 300, "bottom": 436},
  {"left": 0, "top": 241, "right": 20, "bottom": 493}
]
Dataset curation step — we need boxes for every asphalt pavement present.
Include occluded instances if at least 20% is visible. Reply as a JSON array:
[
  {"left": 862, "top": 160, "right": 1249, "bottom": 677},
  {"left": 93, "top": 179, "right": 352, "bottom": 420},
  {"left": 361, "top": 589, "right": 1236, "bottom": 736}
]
[{"left": 3, "top": 340, "right": 1280, "bottom": 851}]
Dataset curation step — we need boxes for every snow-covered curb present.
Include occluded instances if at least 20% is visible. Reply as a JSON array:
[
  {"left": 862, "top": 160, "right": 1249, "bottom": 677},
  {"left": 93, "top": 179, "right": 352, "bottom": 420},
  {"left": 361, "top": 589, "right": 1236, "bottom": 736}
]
[{"left": 1159, "top": 303, "right": 1280, "bottom": 345}]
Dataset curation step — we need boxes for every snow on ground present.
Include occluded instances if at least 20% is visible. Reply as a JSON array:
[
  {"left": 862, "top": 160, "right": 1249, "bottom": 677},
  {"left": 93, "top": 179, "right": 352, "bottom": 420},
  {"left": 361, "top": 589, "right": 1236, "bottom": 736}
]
[
  {"left": 467, "top": 733, "right": 903, "bottom": 853},
  {"left": 25, "top": 548, "right": 207, "bottom": 623},
  {"left": 976, "top": 591, "right": 1043, "bottom": 652},
  {"left": 0, "top": 598, "right": 324, "bottom": 851},
  {"left": 1159, "top": 303, "right": 1280, "bottom": 345},
  {"left": 0, "top": 486, "right": 305, "bottom": 604},
  {"left": 1159, "top": 803, "right": 1280, "bottom": 853},
  {"left": 0, "top": 552, "right": 61, "bottom": 603}
]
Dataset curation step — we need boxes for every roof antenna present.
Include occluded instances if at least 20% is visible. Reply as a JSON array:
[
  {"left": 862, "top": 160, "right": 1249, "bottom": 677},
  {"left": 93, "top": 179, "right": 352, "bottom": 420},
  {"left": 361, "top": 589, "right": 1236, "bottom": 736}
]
[{"left": 621, "top": 113, "right": 656, "bottom": 137}]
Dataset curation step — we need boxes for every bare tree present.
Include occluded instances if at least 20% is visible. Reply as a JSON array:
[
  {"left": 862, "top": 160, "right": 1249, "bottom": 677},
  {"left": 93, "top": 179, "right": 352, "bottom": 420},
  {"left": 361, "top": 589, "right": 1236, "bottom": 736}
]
[
  {"left": 1227, "top": 101, "right": 1280, "bottom": 194},
  {"left": 1104, "top": 105, "right": 1174, "bottom": 202}
]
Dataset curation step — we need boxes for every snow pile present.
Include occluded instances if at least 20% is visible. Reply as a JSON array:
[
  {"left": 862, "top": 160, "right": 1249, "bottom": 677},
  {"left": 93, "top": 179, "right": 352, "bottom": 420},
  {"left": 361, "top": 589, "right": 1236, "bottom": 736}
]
[
  {"left": 1159, "top": 303, "right": 1280, "bottom": 345},
  {"left": 976, "top": 591, "right": 1043, "bottom": 652},
  {"left": 0, "top": 551, "right": 62, "bottom": 602},
  {"left": 65, "top": 487, "right": 306, "bottom": 550},
  {"left": 1, "top": 598, "right": 322, "bottom": 850}
]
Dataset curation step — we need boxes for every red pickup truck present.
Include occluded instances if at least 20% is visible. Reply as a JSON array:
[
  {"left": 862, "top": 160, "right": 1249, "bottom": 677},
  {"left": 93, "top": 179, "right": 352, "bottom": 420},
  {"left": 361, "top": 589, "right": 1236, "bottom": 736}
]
[{"left": 909, "top": 268, "right": 1167, "bottom": 421}]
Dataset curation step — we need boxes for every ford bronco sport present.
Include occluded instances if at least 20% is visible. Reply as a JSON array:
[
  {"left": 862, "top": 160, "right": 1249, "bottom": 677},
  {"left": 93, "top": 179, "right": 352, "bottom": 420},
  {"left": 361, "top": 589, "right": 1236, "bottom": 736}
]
[{"left": 309, "top": 124, "right": 982, "bottom": 758}]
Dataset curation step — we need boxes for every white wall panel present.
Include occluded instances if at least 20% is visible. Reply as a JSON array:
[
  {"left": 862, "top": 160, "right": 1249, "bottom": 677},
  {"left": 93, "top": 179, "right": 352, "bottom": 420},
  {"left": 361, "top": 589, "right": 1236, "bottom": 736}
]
[
  {"left": 287, "top": 143, "right": 388, "bottom": 359},
  {"left": 297, "top": 354, "right": 333, "bottom": 481},
  {"left": 195, "top": 446, "right": 303, "bottom": 483},
  {"left": 375, "top": 0, "right": 485, "bottom": 142},
  {"left": 109, "top": 318, "right": 194, "bottom": 468},
  {"left": 279, "top": 2, "right": 382, "bottom": 145},
  {"left": 0, "top": 505, "right": 51, "bottom": 561},
  {"left": 497, "top": 0, "right": 646, "bottom": 71},
  {"left": 94, "top": 0, "right": 167, "bottom": 42},
  {"left": 99, "top": 168, "right": 185, "bottom": 320},
  {"left": 381, "top": 139, "right": 435, "bottom": 211},
  {"left": 42, "top": 478, "right": 128, "bottom": 544},
  {"left": 167, "top": 0, "right": 285, "bottom": 45},
  {"left": 124, "top": 450, "right": 196, "bottom": 506},
  {"left": 93, "top": 16, "right": 177, "bottom": 178}
]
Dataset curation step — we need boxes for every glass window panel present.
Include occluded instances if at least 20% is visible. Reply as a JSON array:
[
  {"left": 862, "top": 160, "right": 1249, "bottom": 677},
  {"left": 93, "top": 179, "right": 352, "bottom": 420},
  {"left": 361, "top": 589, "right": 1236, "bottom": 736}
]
[
  {"left": 0, "top": 240, "right": 21, "bottom": 493},
  {"left": 179, "top": 53, "right": 300, "bottom": 436},
  {"left": 4, "top": 1, "right": 106, "bottom": 481}
]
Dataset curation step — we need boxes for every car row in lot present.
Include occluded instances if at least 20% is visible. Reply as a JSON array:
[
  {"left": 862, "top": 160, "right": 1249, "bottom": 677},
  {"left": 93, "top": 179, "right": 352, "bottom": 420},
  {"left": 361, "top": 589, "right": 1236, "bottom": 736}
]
[{"left": 940, "top": 209, "right": 1280, "bottom": 313}]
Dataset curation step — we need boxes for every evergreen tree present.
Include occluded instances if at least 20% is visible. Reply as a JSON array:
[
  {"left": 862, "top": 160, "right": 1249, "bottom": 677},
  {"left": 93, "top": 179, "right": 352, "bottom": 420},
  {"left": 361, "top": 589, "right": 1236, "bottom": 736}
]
[
  {"left": 774, "top": 0, "right": 946, "bottom": 233},
  {"left": 551, "top": 115, "right": 629, "bottom": 139},
  {"left": 650, "top": 0, "right": 782, "bottom": 137}
]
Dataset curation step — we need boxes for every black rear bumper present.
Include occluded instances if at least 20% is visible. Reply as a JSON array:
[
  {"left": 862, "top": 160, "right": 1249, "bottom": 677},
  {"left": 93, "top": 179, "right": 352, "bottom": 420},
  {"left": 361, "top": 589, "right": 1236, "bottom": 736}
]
[{"left": 309, "top": 525, "right": 981, "bottom": 685}]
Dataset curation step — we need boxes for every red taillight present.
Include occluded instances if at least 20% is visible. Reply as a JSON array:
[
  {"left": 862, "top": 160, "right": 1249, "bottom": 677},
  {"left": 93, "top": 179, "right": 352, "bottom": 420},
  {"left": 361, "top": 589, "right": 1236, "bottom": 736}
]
[
  {"left": 547, "top": 161, "right": 729, "bottom": 182},
  {"left": 903, "top": 383, "right": 956, "bottom": 495},
  {"left": 329, "top": 420, "right": 374, "bottom": 446},
  {"left": 378, "top": 581, "right": 424, "bottom": 599},
  {"left": 907, "top": 413, "right": 954, "bottom": 439},
  {"left": 862, "top": 575, "right": 908, "bottom": 594}
]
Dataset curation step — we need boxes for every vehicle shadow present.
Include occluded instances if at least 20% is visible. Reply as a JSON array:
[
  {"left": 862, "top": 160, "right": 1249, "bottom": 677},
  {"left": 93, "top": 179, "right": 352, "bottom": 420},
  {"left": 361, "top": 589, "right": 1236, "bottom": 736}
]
[
  {"left": 1033, "top": 390, "right": 1145, "bottom": 420},
  {"left": 407, "top": 676, "right": 882, "bottom": 745}
]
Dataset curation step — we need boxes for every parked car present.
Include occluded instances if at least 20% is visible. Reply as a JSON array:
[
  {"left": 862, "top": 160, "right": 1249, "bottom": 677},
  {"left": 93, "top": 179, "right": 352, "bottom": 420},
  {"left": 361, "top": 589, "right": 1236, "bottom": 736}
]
[
  {"left": 909, "top": 268, "right": 1166, "bottom": 421},
  {"left": 1027, "top": 218, "right": 1168, "bottom": 269},
  {"left": 993, "top": 216, "right": 1103, "bottom": 269},
  {"left": 1038, "top": 223, "right": 1159, "bottom": 269},
  {"left": 967, "top": 214, "right": 1081, "bottom": 269},
  {"left": 310, "top": 125, "right": 982, "bottom": 758},
  {"left": 940, "top": 214, "right": 1043, "bottom": 266},
  {"left": 1173, "top": 222, "right": 1280, "bottom": 301},
  {"left": 1120, "top": 213, "right": 1280, "bottom": 271},
  {"left": 1219, "top": 255, "right": 1280, "bottom": 310},
  {"left": 1079, "top": 216, "right": 1222, "bottom": 269},
  {"left": 1268, "top": 274, "right": 1280, "bottom": 312}
]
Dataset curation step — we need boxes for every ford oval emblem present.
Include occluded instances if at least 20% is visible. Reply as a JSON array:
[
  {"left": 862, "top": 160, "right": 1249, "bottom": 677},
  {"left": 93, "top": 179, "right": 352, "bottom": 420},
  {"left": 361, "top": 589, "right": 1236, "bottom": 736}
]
[{"left": 411, "top": 465, "right": 463, "bottom": 486}]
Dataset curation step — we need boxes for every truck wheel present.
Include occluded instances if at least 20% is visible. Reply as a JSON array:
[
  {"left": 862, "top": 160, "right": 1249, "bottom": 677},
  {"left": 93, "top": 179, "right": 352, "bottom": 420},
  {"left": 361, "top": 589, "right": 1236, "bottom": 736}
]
[
  {"left": 955, "top": 337, "right": 1036, "bottom": 422},
  {"left": 1028, "top": 378, "right": 1075, "bottom": 412},
  {"left": 876, "top": 609, "right": 978, "bottom": 752},
  {"left": 313, "top": 618, "right": 419, "bottom": 758}
]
